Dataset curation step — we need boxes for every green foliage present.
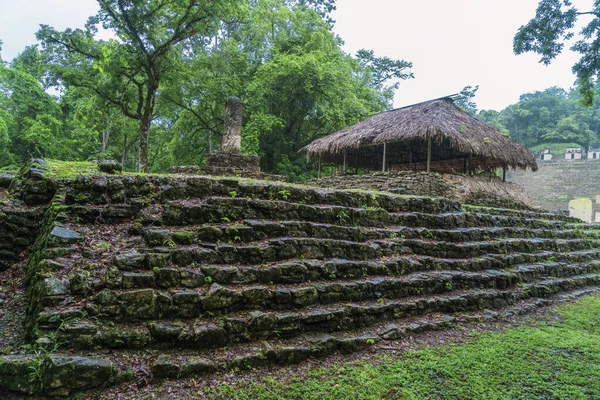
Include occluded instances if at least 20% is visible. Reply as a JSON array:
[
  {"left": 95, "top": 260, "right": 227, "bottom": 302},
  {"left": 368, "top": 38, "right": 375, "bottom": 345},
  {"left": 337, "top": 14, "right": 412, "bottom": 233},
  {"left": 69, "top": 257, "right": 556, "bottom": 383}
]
[
  {"left": 455, "top": 85, "right": 479, "bottom": 115},
  {"left": 0, "top": 0, "right": 412, "bottom": 177},
  {"left": 208, "top": 295, "right": 600, "bottom": 399},
  {"left": 480, "top": 86, "right": 600, "bottom": 149},
  {"left": 514, "top": 0, "right": 600, "bottom": 105},
  {"left": 37, "top": 0, "right": 244, "bottom": 172}
]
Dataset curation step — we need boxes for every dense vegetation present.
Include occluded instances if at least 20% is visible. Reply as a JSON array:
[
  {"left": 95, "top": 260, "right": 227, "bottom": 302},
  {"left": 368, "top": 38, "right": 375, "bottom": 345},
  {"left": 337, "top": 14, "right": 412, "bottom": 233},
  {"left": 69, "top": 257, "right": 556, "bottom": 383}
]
[
  {"left": 478, "top": 86, "right": 600, "bottom": 151},
  {"left": 0, "top": 0, "right": 413, "bottom": 180}
]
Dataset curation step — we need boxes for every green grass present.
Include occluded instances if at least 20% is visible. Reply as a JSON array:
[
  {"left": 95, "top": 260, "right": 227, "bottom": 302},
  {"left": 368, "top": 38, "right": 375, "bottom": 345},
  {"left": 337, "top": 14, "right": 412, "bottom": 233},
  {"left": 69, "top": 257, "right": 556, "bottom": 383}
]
[
  {"left": 44, "top": 160, "right": 100, "bottom": 179},
  {"left": 209, "top": 296, "right": 600, "bottom": 399}
]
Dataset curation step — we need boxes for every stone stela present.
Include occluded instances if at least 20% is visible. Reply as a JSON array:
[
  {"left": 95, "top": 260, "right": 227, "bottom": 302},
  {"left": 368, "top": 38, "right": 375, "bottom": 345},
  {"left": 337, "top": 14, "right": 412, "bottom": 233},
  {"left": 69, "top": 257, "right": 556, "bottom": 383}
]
[
  {"left": 170, "top": 96, "right": 285, "bottom": 180},
  {"left": 222, "top": 96, "right": 243, "bottom": 154},
  {"left": 202, "top": 96, "right": 262, "bottom": 176}
]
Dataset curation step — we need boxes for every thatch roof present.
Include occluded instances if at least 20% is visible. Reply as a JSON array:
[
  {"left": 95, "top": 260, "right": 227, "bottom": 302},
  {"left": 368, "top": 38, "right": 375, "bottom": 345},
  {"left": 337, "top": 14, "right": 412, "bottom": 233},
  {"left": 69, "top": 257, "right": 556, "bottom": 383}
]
[{"left": 301, "top": 97, "right": 538, "bottom": 172}]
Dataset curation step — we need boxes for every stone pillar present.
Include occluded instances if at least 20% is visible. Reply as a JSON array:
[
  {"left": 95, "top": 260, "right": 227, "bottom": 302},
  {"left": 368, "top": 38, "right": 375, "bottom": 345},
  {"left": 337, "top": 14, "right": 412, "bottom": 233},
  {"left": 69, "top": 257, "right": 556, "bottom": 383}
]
[{"left": 222, "top": 96, "right": 243, "bottom": 154}]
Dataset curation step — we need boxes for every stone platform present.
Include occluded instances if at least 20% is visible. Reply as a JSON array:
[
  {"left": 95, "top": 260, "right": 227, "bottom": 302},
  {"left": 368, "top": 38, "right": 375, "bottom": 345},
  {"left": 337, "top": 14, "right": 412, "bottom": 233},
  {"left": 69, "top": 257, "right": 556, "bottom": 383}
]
[{"left": 1, "top": 160, "right": 600, "bottom": 396}]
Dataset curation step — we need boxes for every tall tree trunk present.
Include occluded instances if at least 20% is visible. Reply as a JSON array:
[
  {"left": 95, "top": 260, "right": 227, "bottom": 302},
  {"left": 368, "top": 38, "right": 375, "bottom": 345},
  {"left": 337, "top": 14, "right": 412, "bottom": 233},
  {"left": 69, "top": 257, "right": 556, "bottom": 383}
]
[
  {"left": 139, "top": 114, "right": 151, "bottom": 173},
  {"left": 139, "top": 80, "right": 158, "bottom": 173},
  {"left": 121, "top": 134, "right": 128, "bottom": 170}
]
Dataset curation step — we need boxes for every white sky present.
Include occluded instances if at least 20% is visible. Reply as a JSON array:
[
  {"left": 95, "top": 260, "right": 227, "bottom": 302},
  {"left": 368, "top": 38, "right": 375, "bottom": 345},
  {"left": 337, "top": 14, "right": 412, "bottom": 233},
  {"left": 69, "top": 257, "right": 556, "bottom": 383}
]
[{"left": 0, "top": 0, "right": 593, "bottom": 111}]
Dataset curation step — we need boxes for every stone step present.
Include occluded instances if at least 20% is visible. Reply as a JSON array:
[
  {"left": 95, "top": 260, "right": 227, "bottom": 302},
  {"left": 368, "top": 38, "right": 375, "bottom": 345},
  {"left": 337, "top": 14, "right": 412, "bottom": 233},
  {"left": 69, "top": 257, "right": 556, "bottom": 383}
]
[
  {"left": 462, "top": 205, "right": 581, "bottom": 223},
  {"left": 48, "top": 288, "right": 520, "bottom": 351},
  {"left": 65, "top": 175, "right": 460, "bottom": 215},
  {"left": 151, "top": 293, "right": 576, "bottom": 379},
  {"left": 53, "top": 245, "right": 600, "bottom": 307},
  {"left": 512, "top": 260, "right": 600, "bottom": 283},
  {"left": 162, "top": 197, "right": 392, "bottom": 228},
  {"left": 127, "top": 236, "right": 600, "bottom": 268},
  {"left": 81, "top": 270, "right": 525, "bottom": 321},
  {"left": 523, "top": 274, "right": 600, "bottom": 298},
  {"left": 141, "top": 221, "right": 600, "bottom": 249},
  {"left": 66, "top": 262, "right": 600, "bottom": 324},
  {"left": 390, "top": 211, "right": 599, "bottom": 231}
]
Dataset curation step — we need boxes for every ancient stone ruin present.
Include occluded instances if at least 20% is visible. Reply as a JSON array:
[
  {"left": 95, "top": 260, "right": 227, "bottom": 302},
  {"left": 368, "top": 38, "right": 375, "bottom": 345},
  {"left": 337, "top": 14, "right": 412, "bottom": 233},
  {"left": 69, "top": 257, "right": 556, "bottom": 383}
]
[
  {"left": 2, "top": 159, "right": 600, "bottom": 396},
  {"left": 170, "top": 96, "right": 283, "bottom": 181}
]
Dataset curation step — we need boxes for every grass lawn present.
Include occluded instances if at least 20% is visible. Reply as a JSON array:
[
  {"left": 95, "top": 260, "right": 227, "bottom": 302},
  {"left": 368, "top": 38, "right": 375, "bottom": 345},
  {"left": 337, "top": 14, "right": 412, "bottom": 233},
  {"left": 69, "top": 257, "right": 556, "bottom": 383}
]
[{"left": 208, "top": 296, "right": 600, "bottom": 400}]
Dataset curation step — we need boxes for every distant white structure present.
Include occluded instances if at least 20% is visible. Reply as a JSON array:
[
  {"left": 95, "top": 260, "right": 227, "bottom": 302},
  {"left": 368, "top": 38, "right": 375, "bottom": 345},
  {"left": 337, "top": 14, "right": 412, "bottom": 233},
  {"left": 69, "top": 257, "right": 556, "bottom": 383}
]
[
  {"left": 588, "top": 145, "right": 600, "bottom": 160},
  {"left": 565, "top": 147, "right": 583, "bottom": 160},
  {"left": 539, "top": 149, "right": 553, "bottom": 161},
  {"left": 569, "top": 196, "right": 600, "bottom": 223}
]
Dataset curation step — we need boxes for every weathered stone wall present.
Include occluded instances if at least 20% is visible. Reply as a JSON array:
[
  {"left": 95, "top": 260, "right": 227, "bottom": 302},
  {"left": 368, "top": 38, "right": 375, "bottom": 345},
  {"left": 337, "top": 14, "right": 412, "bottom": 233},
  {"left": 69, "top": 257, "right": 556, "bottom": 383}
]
[
  {"left": 508, "top": 159, "right": 600, "bottom": 211},
  {"left": 303, "top": 171, "right": 531, "bottom": 210}
]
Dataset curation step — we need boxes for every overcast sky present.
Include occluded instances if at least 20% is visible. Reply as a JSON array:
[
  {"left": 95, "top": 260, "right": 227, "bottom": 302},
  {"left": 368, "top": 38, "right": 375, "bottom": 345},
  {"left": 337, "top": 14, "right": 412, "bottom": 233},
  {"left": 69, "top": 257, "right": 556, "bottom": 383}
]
[{"left": 0, "top": 0, "right": 592, "bottom": 111}]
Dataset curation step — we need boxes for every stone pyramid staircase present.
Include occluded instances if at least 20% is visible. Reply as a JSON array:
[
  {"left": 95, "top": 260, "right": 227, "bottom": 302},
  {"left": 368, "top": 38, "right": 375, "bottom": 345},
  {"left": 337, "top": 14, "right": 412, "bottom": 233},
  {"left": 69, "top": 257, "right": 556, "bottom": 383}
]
[{"left": 3, "top": 164, "right": 600, "bottom": 396}]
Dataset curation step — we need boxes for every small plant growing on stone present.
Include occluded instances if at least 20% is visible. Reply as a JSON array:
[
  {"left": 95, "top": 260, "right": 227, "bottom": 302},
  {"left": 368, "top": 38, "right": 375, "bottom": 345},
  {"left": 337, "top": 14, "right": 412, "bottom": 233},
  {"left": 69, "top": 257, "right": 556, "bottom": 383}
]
[
  {"left": 163, "top": 239, "right": 176, "bottom": 248},
  {"left": 221, "top": 216, "right": 231, "bottom": 223},
  {"left": 445, "top": 282, "right": 454, "bottom": 291},
  {"left": 336, "top": 210, "right": 351, "bottom": 225},
  {"left": 204, "top": 276, "right": 213, "bottom": 284},
  {"left": 377, "top": 298, "right": 385, "bottom": 304},
  {"left": 329, "top": 273, "right": 337, "bottom": 280},
  {"left": 365, "top": 338, "right": 376, "bottom": 345},
  {"left": 422, "top": 229, "right": 435, "bottom": 239},
  {"left": 152, "top": 266, "right": 160, "bottom": 274},
  {"left": 93, "top": 241, "right": 110, "bottom": 250},
  {"left": 278, "top": 189, "right": 291, "bottom": 200},
  {"left": 389, "top": 232, "right": 398, "bottom": 239},
  {"left": 229, "top": 190, "right": 237, "bottom": 198}
]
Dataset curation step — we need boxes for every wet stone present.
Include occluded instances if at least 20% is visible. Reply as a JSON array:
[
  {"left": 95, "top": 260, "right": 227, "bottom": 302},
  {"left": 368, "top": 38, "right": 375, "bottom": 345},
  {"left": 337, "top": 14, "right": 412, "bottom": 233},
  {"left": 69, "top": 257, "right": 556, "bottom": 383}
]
[
  {"left": 197, "top": 227, "right": 223, "bottom": 242},
  {"left": 152, "top": 355, "right": 181, "bottom": 379},
  {"left": 173, "top": 231, "right": 195, "bottom": 245},
  {"left": 42, "top": 277, "right": 68, "bottom": 297},
  {"left": 98, "top": 160, "right": 122, "bottom": 174},
  {"left": 114, "top": 252, "right": 145, "bottom": 271},
  {"left": 155, "top": 268, "right": 181, "bottom": 288},
  {"left": 243, "top": 286, "right": 273, "bottom": 304},
  {"left": 42, "top": 355, "right": 114, "bottom": 391},
  {"left": 203, "top": 284, "right": 242, "bottom": 310},
  {"left": 180, "top": 268, "right": 205, "bottom": 288},
  {"left": 122, "top": 272, "right": 155, "bottom": 289},
  {"left": 379, "top": 324, "right": 406, "bottom": 340},
  {"left": 181, "top": 358, "right": 217, "bottom": 378},
  {"left": 150, "top": 322, "right": 184, "bottom": 341},
  {"left": 248, "top": 311, "right": 276, "bottom": 332},
  {"left": 193, "top": 324, "right": 227, "bottom": 349},
  {"left": 291, "top": 287, "right": 319, "bottom": 307},
  {"left": 144, "top": 229, "right": 171, "bottom": 246},
  {"left": 275, "top": 346, "right": 312, "bottom": 365},
  {"left": 48, "top": 226, "right": 82, "bottom": 246},
  {"left": 172, "top": 290, "right": 201, "bottom": 305}
]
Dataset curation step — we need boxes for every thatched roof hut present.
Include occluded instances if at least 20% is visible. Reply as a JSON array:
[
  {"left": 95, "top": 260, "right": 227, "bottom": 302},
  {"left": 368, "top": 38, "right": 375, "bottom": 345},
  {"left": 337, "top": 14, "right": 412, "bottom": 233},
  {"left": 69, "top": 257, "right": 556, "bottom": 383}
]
[{"left": 300, "top": 97, "right": 538, "bottom": 175}]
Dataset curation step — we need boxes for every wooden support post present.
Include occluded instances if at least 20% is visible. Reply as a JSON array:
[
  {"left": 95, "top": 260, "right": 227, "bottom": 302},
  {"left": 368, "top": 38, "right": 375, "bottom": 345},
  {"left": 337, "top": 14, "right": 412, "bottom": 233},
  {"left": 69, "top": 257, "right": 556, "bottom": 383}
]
[
  {"left": 343, "top": 150, "right": 347, "bottom": 173},
  {"left": 426, "top": 138, "right": 432, "bottom": 173},
  {"left": 382, "top": 143, "right": 387, "bottom": 172},
  {"left": 469, "top": 154, "right": 473, "bottom": 176},
  {"left": 502, "top": 165, "right": 507, "bottom": 182},
  {"left": 318, "top": 157, "right": 322, "bottom": 179}
]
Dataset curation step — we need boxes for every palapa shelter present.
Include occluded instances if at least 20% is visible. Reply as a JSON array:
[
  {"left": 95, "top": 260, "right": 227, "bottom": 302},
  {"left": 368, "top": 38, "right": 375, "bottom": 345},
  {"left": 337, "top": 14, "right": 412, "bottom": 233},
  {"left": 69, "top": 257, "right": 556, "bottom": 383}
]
[{"left": 300, "top": 96, "right": 538, "bottom": 180}]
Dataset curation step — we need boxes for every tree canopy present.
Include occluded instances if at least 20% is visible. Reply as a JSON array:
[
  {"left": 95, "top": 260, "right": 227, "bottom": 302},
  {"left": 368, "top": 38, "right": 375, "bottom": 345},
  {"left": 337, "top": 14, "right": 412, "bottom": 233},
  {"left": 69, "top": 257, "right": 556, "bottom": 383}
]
[
  {"left": 478, "top": 86, "right": 600, "bottom": 150},
  {"left": 514, "top": 0, "right": 600, "bottom": 105},
  {"left": 0, "top": 0, "right": 414, "bottom": 180},
  {"left": 37, "top": 0, "right": 244, "bottom": 172}
]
